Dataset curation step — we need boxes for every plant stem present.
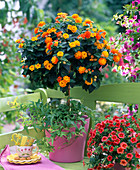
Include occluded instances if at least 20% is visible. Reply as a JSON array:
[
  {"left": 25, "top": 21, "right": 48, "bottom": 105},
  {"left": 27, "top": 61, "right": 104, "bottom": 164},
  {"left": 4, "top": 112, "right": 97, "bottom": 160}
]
[{"left": 67, "top": 84, "right": 70, "bottom": 107}]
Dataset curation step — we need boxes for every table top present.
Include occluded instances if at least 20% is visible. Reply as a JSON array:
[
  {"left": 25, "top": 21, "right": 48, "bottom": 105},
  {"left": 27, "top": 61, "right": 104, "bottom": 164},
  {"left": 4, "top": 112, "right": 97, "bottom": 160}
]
[{"left": 0, "top": 157, "right": 88, "bottom": 170}]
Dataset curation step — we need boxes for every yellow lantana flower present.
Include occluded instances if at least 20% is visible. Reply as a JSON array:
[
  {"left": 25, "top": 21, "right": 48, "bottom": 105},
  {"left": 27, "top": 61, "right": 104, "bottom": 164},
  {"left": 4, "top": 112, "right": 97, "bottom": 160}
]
[
  {"left": 71, "top": 26, "right": 77, "bottom": 33},
  {"left": 82, "top": 51, "right": 87, "bottom": 59},
  {"left": 44, "top": 60, "right": 49, "bottom": 66},
  {"left": 69, "top": 42, "right": 76, "bottom": 48},
  {"left": 31, "top": 37, "right": 38, "bottom": 41},
  {"left": 63, "top": 33, "right": 69, "bottom": 39},
  {"left": 18, "top": 43, "right": 24, "bottom": 48},
  {"left": 35, "top": 63, "right": 41, "bottom": 69},
  {"left": 29, "top": 65, "right": 35, "bottom": 71},
  {"left": 74, "top": 40, "right": 80, "bottom": 46},
  {"left": 57, "top": 51, "right": 64, "bottom": 57},
  {"left": 72, "top": 14, "right": 79, "bottom": 19},
  {"left": 75, "top": 17, "right": 82, "bottom": 23},
  {"left": 102, "top": 51, "right": 109, "bottom": 58}
]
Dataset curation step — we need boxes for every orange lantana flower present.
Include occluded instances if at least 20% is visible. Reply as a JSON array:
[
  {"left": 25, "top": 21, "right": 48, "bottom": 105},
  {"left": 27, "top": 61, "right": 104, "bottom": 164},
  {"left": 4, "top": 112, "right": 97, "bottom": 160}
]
[
  {"left": 53, "top": 40, "right": 58, "bottom": 47},
  {"left": 85, "top": 78, "right": 93, "bottom": 85},
  {"left": 45, "top": 37, "right": 52, "bottom": 44},
  {"left": 34, "top": 28, "right": 39, "bottom": 34},
  {"left": 45, "top": 63, "right": 53, "bottom": 70},
  {"left": 63, "top": 76, "right": 70, "bottom": 83},
  {"left": 78, "top": 66, "right": 86, "bottom": 74},
  {"left": 51, "top": 56, "right": 59, "bottom": 64},
  {"left": 57, "top": 76, "right": 62, "bottom": 82},
  {"left": 59, "top": 80, "right": 67, "bottom": 87},
  {"left": 113, "top": 56, "right": 120, "bottom": 62},
  {"left": 98, "top": 58, "right": 107, "bottom": 66},
  {"left": 38, "top": 21, "right": 46, "bottom": 27},
  {"left": 72, "top": 14, "right": 79, "bottom": 19},
  {"left": 74, "top": 51, "right": 82, "bottom": 59}
]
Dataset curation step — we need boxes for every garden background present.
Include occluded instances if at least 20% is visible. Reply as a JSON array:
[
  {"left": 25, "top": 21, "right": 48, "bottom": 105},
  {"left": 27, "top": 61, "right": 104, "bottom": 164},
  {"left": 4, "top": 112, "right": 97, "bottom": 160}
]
[{"left": 0, "top": 0, "right": 139, "bottom": 133}]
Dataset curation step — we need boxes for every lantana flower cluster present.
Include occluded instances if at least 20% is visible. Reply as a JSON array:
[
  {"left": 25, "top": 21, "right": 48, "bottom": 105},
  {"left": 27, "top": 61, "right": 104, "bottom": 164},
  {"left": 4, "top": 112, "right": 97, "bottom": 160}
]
[
  {"left": 16, "top": 12, "right": 121, "bottom": 93},
  {"left": 111, "top": 0, "right": 140, "bottom": 82},
  {"left": 86, "top": 115, "right": 140, "bottom": 170}
]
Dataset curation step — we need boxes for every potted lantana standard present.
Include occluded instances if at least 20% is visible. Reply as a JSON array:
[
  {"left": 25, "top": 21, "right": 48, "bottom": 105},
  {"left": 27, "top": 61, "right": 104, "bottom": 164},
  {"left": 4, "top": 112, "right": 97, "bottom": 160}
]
[
  {"left": 15, "top": 12, "right": 121, "bottom": 162},
  {"left": 86, "top": 114, "right": 140, "bottom": 170}
]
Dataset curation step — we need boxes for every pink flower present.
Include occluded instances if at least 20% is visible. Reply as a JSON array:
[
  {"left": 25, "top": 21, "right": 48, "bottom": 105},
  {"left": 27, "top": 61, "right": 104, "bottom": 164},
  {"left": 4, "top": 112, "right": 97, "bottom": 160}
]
[
  {"left": 118, "top": 132, "right": 125, "bottom": 138},
  {"left": 120, "top": 142, "right": 128, "bottom": 149},
  {"left": 105, "top": 73, "right": 109, "bottom": 79},
  {"left": 101, "top": 136, "right": 108, "bottom": 142}
]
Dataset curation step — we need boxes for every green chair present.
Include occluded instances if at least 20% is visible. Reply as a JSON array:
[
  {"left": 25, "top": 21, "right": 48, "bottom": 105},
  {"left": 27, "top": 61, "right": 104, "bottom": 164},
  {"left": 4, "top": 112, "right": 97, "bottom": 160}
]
[{"left": 0, "top": 83, "right": 140, "bottom": 170}]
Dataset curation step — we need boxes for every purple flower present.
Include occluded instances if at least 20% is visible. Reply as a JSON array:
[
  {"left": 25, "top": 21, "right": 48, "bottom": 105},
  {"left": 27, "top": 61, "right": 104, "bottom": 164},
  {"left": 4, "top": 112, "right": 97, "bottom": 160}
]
[
  {"left": 129, "top": 19, "right": 133, "bottom": 23},
  {"left": 132, "top": 1, "right": 135, "bottom": 7},
  {"left": 134, "top": 15, "right": 137, "bottom": 20},
  {"left": 137, "top": 27, "right": 140, "bottom": 32},
  {"left": 130, "top": 38, "right": 134, "bottom": 41},
  {"left": 124, "top": 42, "right": 129, "bottom": 49}
]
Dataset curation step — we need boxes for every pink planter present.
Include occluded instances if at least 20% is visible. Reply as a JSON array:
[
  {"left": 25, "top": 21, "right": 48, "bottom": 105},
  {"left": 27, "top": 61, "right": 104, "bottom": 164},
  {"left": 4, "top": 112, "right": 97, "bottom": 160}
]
[{"left": 45, "top": 116, "right": 90, "bottom": 162}]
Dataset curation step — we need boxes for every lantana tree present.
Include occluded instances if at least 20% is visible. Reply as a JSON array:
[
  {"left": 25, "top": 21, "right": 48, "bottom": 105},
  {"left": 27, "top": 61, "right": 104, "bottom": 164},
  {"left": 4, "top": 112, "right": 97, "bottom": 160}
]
[{"left": 16, "top": 13, "right": 121, "bottom": 98}]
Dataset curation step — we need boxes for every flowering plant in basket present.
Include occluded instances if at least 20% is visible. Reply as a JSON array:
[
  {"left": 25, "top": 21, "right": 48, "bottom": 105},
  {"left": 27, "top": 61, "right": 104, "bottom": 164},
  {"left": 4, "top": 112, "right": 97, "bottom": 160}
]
[
  {"left": 86, "top": 114, "right": 140, "bottom": 170},
  {"left": 16, "top": 12, "right": 121, "bottom": 94}
]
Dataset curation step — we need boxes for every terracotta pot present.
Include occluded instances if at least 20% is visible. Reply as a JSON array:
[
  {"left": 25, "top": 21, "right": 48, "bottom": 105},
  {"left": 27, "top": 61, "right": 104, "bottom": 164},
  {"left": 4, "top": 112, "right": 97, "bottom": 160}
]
[{"left": 45, "top": 115, "right": 90, "bottom": 163}]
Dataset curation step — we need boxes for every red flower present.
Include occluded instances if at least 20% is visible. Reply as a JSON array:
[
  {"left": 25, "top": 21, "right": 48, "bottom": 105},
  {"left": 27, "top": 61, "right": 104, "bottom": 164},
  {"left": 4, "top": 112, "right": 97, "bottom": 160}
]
[
  {"left": 57, "top": 76, "right": 62, "bottom": 82},
  {"left": 118, "top": 132, "right": 125, "bottom": 138},
  {"left": 130, "top": 137, "right": 138, "bottom": 143},
  {"left": 101, "top": 136, "right": 108, "bottom": 142},
  {"left": 107, "top": 155, "right": 112, "bottom": 161},
  {"left": 107, "top": 163, "right": 114, "bottom": 168},
  {"left": 126, "top": 123, "right": 130, "bottom": 127},
  {"left": 111, "top": 135, "right": 117, "bottom": 140},
  {"left": 105, "top": 115, "right": 110, "bottom": 119},
  {"left": 135, "top": 152, "right": 140, "bottom": 158},
  {"left": 126, "top": 153, "right": 133, "bottom": 159},
  {"left": 136, "top": 143, "right": 140, "bottom": 148},
  {"left": 98, "top": 128, "right": 104, "bottom": 134},
  {"left": 84, "top": 31, "right": 91, "bottom": 39},
  {"left": 117, "top": 147, "right": 124, "bottom": 154},
  {"left": 120, "top": 142, "right": 128, "bottom": 149},
  {"left": 83, "top": 160, "right": 85, "bottom": 167},
  {"left": 87, "top": 152, "right": 91, "bottom": 158},
  {"left": 106, "top": 140, "right": 111, "bottom": 145},
  {"left": 109, "top": 146, "right": 114, "bottom": 152},
  {"left": 136, "top": 164, "right": 140, "bottom": 169},
  {"left": 116, "top": 123, "right": 121, "bottom": 127},
  {"left": 110, "top": 131, "right": 116, "bottom": 136},
  {"left": 120, "top": 159, "right": 128, "bottom": 166},
  {"left": 114, "top": 138, "right": 120, "bottom": 144}
]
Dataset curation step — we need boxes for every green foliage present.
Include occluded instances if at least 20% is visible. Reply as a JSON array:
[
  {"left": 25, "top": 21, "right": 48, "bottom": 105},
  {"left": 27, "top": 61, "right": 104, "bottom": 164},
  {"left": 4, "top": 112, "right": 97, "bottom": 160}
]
[{"left": 17, "top": 99, "right": 92, "bottom": 153}]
